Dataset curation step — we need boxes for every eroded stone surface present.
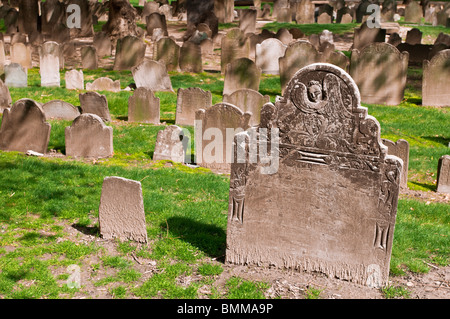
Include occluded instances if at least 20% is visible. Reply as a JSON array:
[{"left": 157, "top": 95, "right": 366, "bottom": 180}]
[{"left": 437, "top": 155, "right": 450, "bottom": 194}]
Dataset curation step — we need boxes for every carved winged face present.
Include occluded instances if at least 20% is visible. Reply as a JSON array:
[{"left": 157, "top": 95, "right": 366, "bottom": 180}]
[{"left": 307, "top": 82, "right": 323, "bottom": 102}]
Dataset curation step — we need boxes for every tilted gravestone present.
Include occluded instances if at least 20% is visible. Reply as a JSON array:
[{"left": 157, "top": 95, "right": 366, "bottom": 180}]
[
  {"left": 113, "top": 36, "right": 146, "bottom": 71},
  {"left": 0, "top": 99, "right": 51, "bottom": 154},
  {"left": 79, "top": 91, "right": 111, "bottom": 122},
  {"left": 175, "top": 87, "right": 212, "bottom": 126},
  {"left": 279, "top": 40, "right": 322, "bottom": 95},
  {"left": 195, "top": 102, "right": 252, "bottom": 173},
  {"left": 65, "top": 113, "right": 113, "bottom": 158},
  {"left": 153, "top": 125, "right": 187, "bottom": 163},
  {"left": 223, "top": 58, "right": 261, "bottom": 96},
  {"left": 350, "top": 43, "right": 409, "bottom": 105},
  {"left": 98, "top": 176, "right": 148, "bottom": 243},
  {"left": 4, "top": 63, "right": 27, "bottom": 88},
  {"left": 153, "top": 37, "right": 180, "bottom": 71},
  {"left": 223, "top": 88, "right": 270, "bottom": 127},
  {"left": 255, "top": 38, "right": 287, "bottom": 75},
  {"left": 65, "top": 69, "right": 84, "bottom": 90},
  {"left": 42, "top": 100, "right": 80, "bottom": 121},
  {"left": 382, "top": 139, "right": 410, "bottom": 189},
  {"left": 127, "top": 87, "right": 160, "bottom": 124},
  {"left": 422, "top": 49, "right": 450, "bottom": 107},
  {"left": 86, "top": 77, "right": 121, "bottom": 92},
  {"left": 39, "top": 41, "right": 61, "bottom": 87},
  {"left": 436, "top": 155, "right": 450, "bottom": 194},
  {"left": 225, "top": 63, "right": 403, "bottom": 288},
  {"left": 131, "top": 60, "right": 174, "bottom": 92}
]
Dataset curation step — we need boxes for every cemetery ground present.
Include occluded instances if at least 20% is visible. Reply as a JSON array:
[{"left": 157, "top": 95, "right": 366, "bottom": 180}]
[{"left": 0, "top": 19, "right": 449, "bottom": 300}]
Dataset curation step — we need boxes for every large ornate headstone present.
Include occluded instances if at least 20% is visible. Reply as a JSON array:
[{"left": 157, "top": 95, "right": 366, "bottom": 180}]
[
  {"left": 0, "top": 99, "right": 51, "bottom": 154},
  {"left": 225, "top": 63, "right": 403, "bottom": 288},
  {"left": 422, "top": 49, "right": 450, "bottom": 107},
  {"left": 350, "top": 43, "right": 408, "bottom": 105}
]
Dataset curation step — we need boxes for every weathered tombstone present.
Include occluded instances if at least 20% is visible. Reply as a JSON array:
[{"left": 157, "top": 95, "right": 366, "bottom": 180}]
[
  {"left": 42, "top": 100, "right": 81, "bottom": 121},
  {"left": 4, "top": 63, "right": 27, "bottom": 88},
  {"left": 65, "top": 113, "right": 113, "bottom": 158},
  {"left": 276, "top": 7, "right": 292, "bottom": 23},
  {"left": 142, "top": 1, "right": 160, "bottom": 22},
  {"left": 195, "top": 102, "right": 252, "bottom": 173},
  {"left": 324, "top": 51, "right": 350, "bottom": 72},
  {"left": 388, "top": 33, "right": 403, "bottom": 47},
  {"left": 404, "top": 1, "right": 423, "bottom": 23},
  {"left": 93, "top": 31, "right": 113, "bottom": 57},
  {"left": 382, "top": 139, "right": 410, "bottom": 189},
  {"left": 39, "top": 41, "right": 60, "bottom": 87},
  {"left": 272, "top": 0, "right": 289, "bottom": 18},
  {"left": 381, "top": 0, "right": 397, "bottom": 22},
  {"left": 65, "top": 69, "right": 84, "bottom": 90},
  {"left": 179, "top": 41, "right": 203, "bottom": 73},
  {"left": 131, "top": 60, "right": 174, "bottom": 92},
  {"left": 214, "top": 0, "right": 234, "bottom": 23},
  {"left": 275, "top": 28, "right": 294, "bottom": 45},
  {"left": 279, "top": 40, "right": 322, "bottom": 95},
  {"left": 175, "top": 87, "right": 212, "bottom": 126},
  {"left": 353, "top": 22, "right": 387, "bottom": 51},
  {"left": 146, "top": 12, "right": 168, "bottom": 37},
  {"left": 86, "top": 77, "right": 121, "bottom": 92},
  {"left": 317, "top": 12, "right": 332, "bottom": 24},
  {"left": 0, "top": 99, "right": 51, "bottom": 154},
  {"left": 239, "top": 8, "right": 257, "bottom": 34},
  {"left": 0, "top": 40, "right": 5, "bottom": 75},
  {"left": 261, "top": 3, "right": 271, "bottom": 19},
  {"left": 98, "top": 176, "right": 147, "bottom": 243},
  {"left": 436, "top": 155, "right": 450, "bottom": 194},
  {"left": 220, "top": 28, "right": 250, "bottom": 74},
  {"left": 153, "top": 125, "right": 187, "bottom": 163},
  {"left": 295, "top": 0, "right": 315, "bottom": 23},
  {"left": 0, "top": 79, "right": 12, "bottom": 113},
  {"left": 10, "top": 42, "right": 32, "bottom": 69},
  {"left": 113, "top": 36, "right": 146, "bottom": 71},
  {"left": 79, "top": 91, "right": 111, "bottom": 122},
  {"left": 341, "top": 13, "right": 354, "bottom": 24},
  {"left": 153, "top": 37, "right": 180, "bottom": 72},
  {"left": 422, "top": 49, "right": 450, "bottom": 107},
  {"left": 225, "top": 63, "right": 403, "bottom": 288},
  {"left": 223, "top": 58, "right": 261, "bottom": 96},
  {"left": 255, "top": 38, "right": 287, "bottom": 75},
  {"left": 81, "top": 46, "right": 98, "bottom": 70},
  {"left": 127, "top": 87, "right": 160, "bottom": 124},
  {"left": 406, "top": 28, "right": 422, "bottom": 45},
  {"left": 350, "top": 43, "right": 409, "bottom": 105},
  {"left": 223, "top": 88, "right": 270, "bottom": 126}
]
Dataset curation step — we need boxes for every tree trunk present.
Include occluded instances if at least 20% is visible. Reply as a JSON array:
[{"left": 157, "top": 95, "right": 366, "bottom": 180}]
[{"left": 102, "top": 0, "right": 142, "bottom": 39}]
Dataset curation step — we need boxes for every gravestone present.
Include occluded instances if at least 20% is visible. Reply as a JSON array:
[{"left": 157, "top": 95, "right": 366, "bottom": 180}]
[
  {"left": 113, "top": 36, "right": 146, "bottom": 71},
  {"left": 142, "top": 1, "right": 160, "bottom": 22},
  {"left": 179, "top": 41, "right": 203, "bottom": 73},
  {"left": 0, "top": 40, "right": 5, "bottom": 75},
  {"left": 317, "top": 12, "right": 332, "bottom": 24},
  {"left": 86, "top": 77, "right": 121, "bottom": 92},
  {"left": 153, "top": 37, "right": 180, "bottom": 71},
  {"left": 388, "top": 33, "right": 403, "bottom": 47},
  {"left": 81, "top": 46, "right": 98, "bottom": 70},
  {"left": 93, "top": 31, "right": 113, "bottom": 57},
  {"left": 79, "top": 91, "right": 111, "bottom": 122},
  {"left": 0, "top": 99, "right": 51, "bottom": 154},
  {"left": 225, "top": 63, "right": 403, "bottom": 288},
  {"left": 214, "top": 0, "right": 234, "bottom": 23},
  {"left": 353, "top": 22, "right": 387, "bottom": 51},
  {"left": 10, "top": 42, "right": 32, "bottom": 69},
  {"left": 223, "top": 88, "right": 270, "bottom": 126},
  {"left": 153, "top": 125, "right": 187, "bottom": 163},
  {"left": 221, "top": 28, "right": 251, "bottom": 74},
  {"left": 175, "top": 87, "right": 212, "bottom": 126},
  {"left": 0, "top": 79, "right": 12, "bottom": 113},
  {"left": 276, "top": 7, "right": 292, "bottom": 23},
  {"left": 350, "top": 43, "right": 408, "bottom": 105},
  {"left": 42, "top": 100, "right": 80, "bottom": 121},
  {"left": 422, "top": 49, "right": 450, "bottom": 107},
  {"left": 65, "top": 69, "right": 84, "bottom": 90},
  {"left": 239, "top": 9, "right": 257, "bottom": 34},
  {"left": 404, "top": 1, "right": 423, "bottom": 23},
  {"left": 4, "top": 63, "right": 27, "bottom": 88},
  {"left": 98, "top": 176, "right": 147, "bottom": 243},
  {"left": 341, "top": 13, "right": 354, "bottom": 24},
  {"left": 406, "top": 28, "right": 422, "bottom": 45},
  {"left": 146, "top": 12, "right": 168, "bottom": 37},
  {"left": 39, "top": 42, "right": 60, "bottom": 87},
  {"left": 256, "top": 38, "right": 287, "bottom": 75},
  {"left": 436, "top": 155, "right": 450, "bottom": 194},
  {"left": 127, "top": 87, "right": 160, "bottom": 124},
  {"left": 279, "top": 40, "right": 322, "bottom": 95},
  {"left": 382, "top": 139, "right": 410, "bottom": 189},
  {"left": 131, "top": 60, "right": 174, "bottom": 92},
  {"left": 323, "top": 51, "right": 350, "bottom": 72},
  {"left": 275, "top": 28, "right": 294, "bottom": 45},
  {"left": 295, "top": 0, "right": 315, "bottom": 24},
  {"left": 65, "top": 113, "right": 113, "bottom": 158},
  {"left": 223, "top": 58, "right": 261, "bottom": 96},
  {"left": 195, "top": 102, "right": 252, "bottom": 173}
]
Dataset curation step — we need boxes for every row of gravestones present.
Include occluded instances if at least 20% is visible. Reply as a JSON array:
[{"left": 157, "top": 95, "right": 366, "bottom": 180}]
[{"left": 94, "top": 63, "right": 450, "bottom": 292}]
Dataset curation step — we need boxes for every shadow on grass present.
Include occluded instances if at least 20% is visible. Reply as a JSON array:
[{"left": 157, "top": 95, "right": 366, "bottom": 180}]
[
  {"left": 421, "top": 136, "right": 450, "bottom": 147},
  {"left": 164, "top": 216, "right": 226, "bottom": 260},
  {"left": 409, "top": 181, "right": 436, "bottom": 192},
  {"left": 72, "top": 223, "right": 100, "bottom": 237}
]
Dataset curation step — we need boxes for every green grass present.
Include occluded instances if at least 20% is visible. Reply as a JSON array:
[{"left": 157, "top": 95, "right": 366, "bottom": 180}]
[{"left": 262, "top": 22, "right": 360, "bottom": 36}]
